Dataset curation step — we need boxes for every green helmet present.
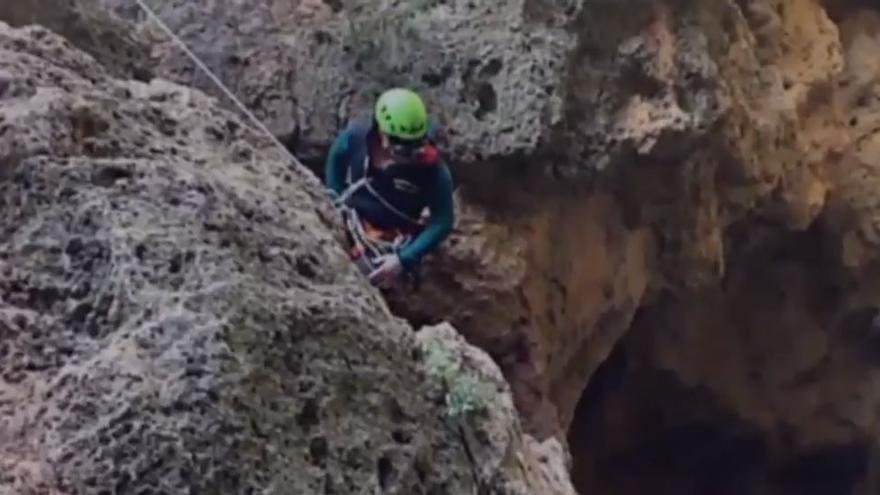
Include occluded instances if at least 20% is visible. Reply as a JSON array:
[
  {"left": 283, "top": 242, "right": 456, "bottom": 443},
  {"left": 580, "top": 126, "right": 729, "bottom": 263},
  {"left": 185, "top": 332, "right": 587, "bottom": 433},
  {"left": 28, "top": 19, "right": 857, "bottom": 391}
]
[{"left": 374, "top": 88, "right": 428, "bottom": 140}]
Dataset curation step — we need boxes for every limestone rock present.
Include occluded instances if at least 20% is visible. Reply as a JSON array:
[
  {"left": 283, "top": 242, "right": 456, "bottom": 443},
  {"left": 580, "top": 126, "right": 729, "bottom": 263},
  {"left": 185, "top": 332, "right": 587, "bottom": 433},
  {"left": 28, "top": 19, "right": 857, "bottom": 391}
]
[
  {"left": 417, "top": 323, "right": 578, "bottom": 495},
  {"left": 0, "top": 20, "right": 495, "bottom": 494},
  {"left": 0, "top": 0, "right": 153, "bottom": 80},
  {"left": 32, "top": 0, "right": 880, "bottom": 493},
  {"left": 389, "top": 190, "right": 655, "bottom": 440},
  {"left": 822, "top": 8, "right": 880, "bottom": 275},
  {"left": 565, "top": 6, "right": 880, "bottom": 493},
  {"left": 391, "top": 0, "right": 851, "bottom": 442},
  {"left": 97, "top": 0, "right": 580, "bottom": 170},
  {"left": 103, "top": 0, "right": 878, "bottom": 459}
]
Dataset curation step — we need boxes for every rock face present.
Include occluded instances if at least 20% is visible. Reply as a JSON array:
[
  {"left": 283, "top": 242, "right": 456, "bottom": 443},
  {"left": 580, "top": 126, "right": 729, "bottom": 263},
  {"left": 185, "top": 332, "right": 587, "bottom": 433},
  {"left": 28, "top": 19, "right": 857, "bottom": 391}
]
[
  {"left": 97, "top": 0, "right": 580, "bottom": 169},
  {"left": 396, "top": 0, "right": 854, "bottom": 447},
  {"left": 417, "top": 323, "right": 578, "bottom": 495},
  {"left": 98, "top": 0, "right": 655, "bottom": 442},
  {"left": 17, "top": 0, "right": 880, "bottom": 493},
  {"left": 0, "top": 0, "right": 153, "bottom": 80},
  {"left": 566, "top": 2, "right": 880, "bottom": 494},
  {"left": 0, "top": 20, "right": 576, "bottom": 494}
]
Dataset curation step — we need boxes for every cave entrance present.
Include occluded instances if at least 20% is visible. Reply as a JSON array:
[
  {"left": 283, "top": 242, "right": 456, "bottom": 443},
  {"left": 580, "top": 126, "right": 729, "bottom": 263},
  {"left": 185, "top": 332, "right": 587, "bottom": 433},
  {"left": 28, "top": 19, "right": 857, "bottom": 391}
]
[
  {"left": 565, "top": 302, "right": 872, "bottom": 495},
  {"left": 565, "top": 326, "right": 769, "bottom": 495}
]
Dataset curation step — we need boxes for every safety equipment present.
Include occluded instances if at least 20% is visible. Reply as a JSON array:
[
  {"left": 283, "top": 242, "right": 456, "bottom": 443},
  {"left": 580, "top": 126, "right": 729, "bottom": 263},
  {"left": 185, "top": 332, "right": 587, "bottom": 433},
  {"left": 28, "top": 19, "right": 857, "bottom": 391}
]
[
  {"left": 336, "top": 202, "right": 421, "bottom": 286},
  {"left": 375, "top": 88, "right": 429, "bottom": 141},
  {"left": 368, "top": 254, "right": 404, "bottom": 285}
]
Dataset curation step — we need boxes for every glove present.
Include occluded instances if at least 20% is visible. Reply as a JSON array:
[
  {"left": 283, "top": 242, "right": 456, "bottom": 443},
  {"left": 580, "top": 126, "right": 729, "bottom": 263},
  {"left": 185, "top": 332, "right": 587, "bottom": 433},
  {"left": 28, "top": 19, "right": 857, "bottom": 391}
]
[{"left": 368, "top": 253, "right": 403, "bottom": 286}]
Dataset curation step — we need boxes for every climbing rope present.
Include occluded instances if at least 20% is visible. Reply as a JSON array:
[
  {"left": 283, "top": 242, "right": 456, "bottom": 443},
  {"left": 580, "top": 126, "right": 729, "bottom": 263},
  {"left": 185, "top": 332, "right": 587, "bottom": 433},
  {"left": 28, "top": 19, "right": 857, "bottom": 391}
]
[{"left": 131, "top": 0, "right": 305, "bottom": 169}]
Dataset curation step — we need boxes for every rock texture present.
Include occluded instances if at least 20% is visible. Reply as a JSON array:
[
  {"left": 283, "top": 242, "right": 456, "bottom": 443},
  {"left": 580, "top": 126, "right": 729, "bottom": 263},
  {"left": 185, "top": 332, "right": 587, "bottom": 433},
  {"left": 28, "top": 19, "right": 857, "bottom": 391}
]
[
  {"left": 38, "top": 0, "right": 880, "bottom": 493},
  {"left": 566, "top": 3, "right": 880, "bottom": 494},
  {"left": 97, "top": 0, "right": 580, "bottom": 168},
  {"left": 96, "top": 0, "right": 657, "bottom": 441},
  {"left": 0, "top": 20, "right": 577, "bottom": 494},
  {"left": 0, "top": 0, "right": 153, "bottom": 80},
  {"left": 417, "top": 323, "right": 578, "bottom": 495},
  {"left": 396, "top": 0, "right": 851, "bottom": 443}
]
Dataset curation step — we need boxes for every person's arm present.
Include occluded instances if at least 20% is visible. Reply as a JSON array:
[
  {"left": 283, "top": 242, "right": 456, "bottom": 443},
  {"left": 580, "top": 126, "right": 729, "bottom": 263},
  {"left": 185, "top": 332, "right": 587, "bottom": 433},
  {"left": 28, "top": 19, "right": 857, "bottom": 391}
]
[
  {"left": 324, "top": 130, "right": 351, "bottom": 197},
  {"left": 397, "top": 164, "right": 454, "bottom": 269}
]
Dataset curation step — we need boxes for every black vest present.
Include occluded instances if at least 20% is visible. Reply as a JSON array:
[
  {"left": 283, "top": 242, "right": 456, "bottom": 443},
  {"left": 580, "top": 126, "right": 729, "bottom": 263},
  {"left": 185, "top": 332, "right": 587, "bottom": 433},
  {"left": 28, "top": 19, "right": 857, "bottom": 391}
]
[{"left": 342, "top": 116, "right": 443, "bottom": 232}]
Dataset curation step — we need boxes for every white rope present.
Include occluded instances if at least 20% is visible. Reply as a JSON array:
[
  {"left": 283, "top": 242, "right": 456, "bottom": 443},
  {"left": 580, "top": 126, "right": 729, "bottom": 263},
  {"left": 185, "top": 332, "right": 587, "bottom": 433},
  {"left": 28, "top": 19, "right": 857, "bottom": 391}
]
[{"left": 131, "top": 0, "right": 303, "bottom": 167}]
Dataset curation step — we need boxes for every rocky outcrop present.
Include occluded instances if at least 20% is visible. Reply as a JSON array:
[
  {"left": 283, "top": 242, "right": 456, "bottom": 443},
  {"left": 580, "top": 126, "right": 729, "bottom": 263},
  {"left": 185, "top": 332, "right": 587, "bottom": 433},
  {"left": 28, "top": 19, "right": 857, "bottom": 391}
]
[
  {"left": 94, "top": 0, "right": 855, "bottom": 432},
  {"left": 97, "top": 0, "right": 652, "bottom": 442},
  {"left": 395, "top": 0, "right": 849, "bottom": 443},
  {"left": 45, "top": 0, "right": 880, "bottom": 493},
  {"left": 823, "top": 6, "right": 880, "bottom": 277},
  {"left": 566, "top": 3, "right": 880, "bottom": 494},
  {"left": 0, "top": 20, "right": 577, "bottom": 494},
  {"left": 417, "top": 323, "right": 578, "bottom": 495},
  {"left": 0, "top": 0, "right": 153, "bottom": 80},
  {"left": 96, "top": 0, "right": 580, "bottom": 168}
]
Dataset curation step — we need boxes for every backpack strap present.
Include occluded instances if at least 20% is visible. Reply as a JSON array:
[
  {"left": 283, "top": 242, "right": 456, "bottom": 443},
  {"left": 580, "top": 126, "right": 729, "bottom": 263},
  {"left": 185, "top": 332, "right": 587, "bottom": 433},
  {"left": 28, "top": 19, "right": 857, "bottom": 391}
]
[{"left": 332, "top": 115, "right": 373, "bottom": 207}]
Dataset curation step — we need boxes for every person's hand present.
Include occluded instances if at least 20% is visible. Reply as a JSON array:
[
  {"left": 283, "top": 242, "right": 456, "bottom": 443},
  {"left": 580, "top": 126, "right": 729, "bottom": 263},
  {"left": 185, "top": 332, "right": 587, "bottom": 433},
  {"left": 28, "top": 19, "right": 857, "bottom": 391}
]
[{"left": 368, "top": 254, "right": 403, "bottom": 286}]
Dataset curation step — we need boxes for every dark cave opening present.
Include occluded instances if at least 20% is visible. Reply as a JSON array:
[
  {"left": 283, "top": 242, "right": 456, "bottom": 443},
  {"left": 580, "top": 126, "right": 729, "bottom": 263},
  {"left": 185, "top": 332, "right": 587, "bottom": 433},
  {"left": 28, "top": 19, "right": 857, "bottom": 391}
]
[
  {"left": 566, "top": 327, "right": 872, "bottom": 495},
  {"left": 566, "top": 231, "right": 873, "bottom": 495},
  {"left": 566, "top": 332, "right": 770, "bottom": 495},
  {"left": 823, "top": 0, "right": 880, "bottom": 22}
]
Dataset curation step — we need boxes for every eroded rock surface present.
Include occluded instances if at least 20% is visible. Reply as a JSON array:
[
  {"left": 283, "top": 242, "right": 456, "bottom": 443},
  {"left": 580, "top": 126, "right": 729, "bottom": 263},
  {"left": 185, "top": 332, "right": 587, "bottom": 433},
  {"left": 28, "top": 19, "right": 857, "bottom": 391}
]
[
  {"left": 97, "top": 0, "right": 580, "bottom": 169},
  {"left": 394, "top": 0, "right": 848, "bottom": 442},
  {"left": 566, "top": 3, "right": 880, "bottom": 494},
  {"left": 0, "top": 0, "right": 153, "bottom": 80},
  {"left": 0, "top": 20, "right": 579, "bottom": 494},
  {"left": 417, "top": 323, "right": 578, "bottom": 495},
  {"left": 23, "top": 0, "right": 880, "bottom": 493}
]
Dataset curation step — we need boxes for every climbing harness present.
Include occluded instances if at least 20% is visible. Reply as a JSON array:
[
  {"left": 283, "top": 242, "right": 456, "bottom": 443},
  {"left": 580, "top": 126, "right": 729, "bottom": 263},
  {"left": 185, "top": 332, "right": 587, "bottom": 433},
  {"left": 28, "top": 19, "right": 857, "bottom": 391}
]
[
  {"left": 339, "top": 205, "right": 409, "bottom": 270},
  {"left": 331, "top": 151, "right": 430, "bottom": 288},
  {"left": 333, "top": 194, "right": 422, "bottom": 288},
  {"left": 337, "top": 156, "right": 424, "bottom": 227}
]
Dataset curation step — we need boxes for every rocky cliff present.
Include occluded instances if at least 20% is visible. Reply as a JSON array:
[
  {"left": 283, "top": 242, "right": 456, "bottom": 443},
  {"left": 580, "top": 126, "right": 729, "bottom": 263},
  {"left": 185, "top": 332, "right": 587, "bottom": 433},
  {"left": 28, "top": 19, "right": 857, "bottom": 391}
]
[
  {"left": 6, "top": 0, "right": 880, "bottom": 493},
  {"left": 0, "top": 14, "right": 576, "bottom": 495},
  {"left": 0, "top": 0, "right": 153, "bottom": 80}
]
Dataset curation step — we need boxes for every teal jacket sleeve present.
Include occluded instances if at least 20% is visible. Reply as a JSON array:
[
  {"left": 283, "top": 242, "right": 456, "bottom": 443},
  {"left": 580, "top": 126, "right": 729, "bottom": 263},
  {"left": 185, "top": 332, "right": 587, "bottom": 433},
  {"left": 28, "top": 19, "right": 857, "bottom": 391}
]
[
  {"left": 325, "top": 130, "right": 351, "bottom": 196},
  {"left": 397, "top": 163, "right": 454, "bottom": 269}
]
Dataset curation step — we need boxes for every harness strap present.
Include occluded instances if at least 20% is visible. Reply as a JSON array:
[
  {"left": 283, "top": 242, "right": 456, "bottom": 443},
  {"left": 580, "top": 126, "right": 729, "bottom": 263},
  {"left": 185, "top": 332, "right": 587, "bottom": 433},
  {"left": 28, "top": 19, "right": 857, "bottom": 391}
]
[
  {"left": 341, "top": 206, "right": 412, "bottom": 261},
  {"left": 335, "top": 156, "right": 423, "bottom": 228},
  {"left": 334, "top": 176, "right": 367, "bottom": 207},
  {"left": 363, "top": 180, "right": 422, "bottom": 227}
]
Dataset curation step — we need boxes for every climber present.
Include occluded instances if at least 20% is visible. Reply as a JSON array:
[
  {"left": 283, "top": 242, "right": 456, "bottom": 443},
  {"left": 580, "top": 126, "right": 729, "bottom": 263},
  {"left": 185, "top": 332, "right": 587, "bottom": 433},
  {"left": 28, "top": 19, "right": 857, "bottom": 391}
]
[{"left": 325, "top": 87, "right": 454, "bottom": 287}]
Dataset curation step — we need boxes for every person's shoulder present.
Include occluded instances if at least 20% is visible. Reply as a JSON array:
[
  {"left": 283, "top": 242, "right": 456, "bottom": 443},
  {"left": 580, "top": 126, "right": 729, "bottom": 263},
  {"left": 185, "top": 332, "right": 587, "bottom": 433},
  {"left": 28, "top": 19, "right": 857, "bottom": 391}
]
[
  {"left": 426, "top": 115, "right": 448, "bottom": 147},
  {"left": 427, "top": 149, "right": 453, "bottom": 189},
  {"left": 339, "top": 112, "right": 374, "bottom": 137},
  {"left": 424, "top": 114, "right": 453, "bottom": 163}
]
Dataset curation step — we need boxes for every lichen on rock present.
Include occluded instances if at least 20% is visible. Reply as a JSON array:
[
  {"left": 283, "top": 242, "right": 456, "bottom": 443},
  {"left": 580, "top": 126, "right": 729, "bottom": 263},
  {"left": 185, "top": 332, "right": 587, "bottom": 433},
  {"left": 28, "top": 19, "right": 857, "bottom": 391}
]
[{"left": 417, "top": 323, "right": 578, "bottom": 495}]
